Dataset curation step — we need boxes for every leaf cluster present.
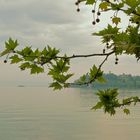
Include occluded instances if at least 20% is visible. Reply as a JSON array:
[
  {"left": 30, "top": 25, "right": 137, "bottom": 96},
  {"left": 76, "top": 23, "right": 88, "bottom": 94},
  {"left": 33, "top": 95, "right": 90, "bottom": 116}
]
[
  {"left": 74, "top": 65, "right": 106, "bottom": 85},
  {"left": 92, "top": 89, "right": 140, "bottom": 115},
  {"left": 0, "top": 39, "right": 73, "bottom": 89},
  {"left": 48, "top": 58, "right": 73, "bottom": 90},
  {"left": 92, "top": 89, "right": 119, "bottom": 115}
]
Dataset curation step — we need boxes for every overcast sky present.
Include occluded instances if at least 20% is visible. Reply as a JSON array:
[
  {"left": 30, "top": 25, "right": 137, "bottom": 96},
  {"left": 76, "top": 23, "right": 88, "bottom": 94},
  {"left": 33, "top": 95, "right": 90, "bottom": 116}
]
[{"left": 0, "top": 0, "right": 139, "bottom": 86}]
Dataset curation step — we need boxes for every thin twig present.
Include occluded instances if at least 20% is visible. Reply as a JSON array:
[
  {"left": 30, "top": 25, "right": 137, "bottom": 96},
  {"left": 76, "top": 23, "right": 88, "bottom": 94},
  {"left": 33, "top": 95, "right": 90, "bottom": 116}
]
[
  {"left": 70, "top": 51, "right": 114, "bottom": 86},
  {"left": 56, "top": 51, "right": 114, "bottom": 59},
  {"left": 105, "top": 0, "right": 140, "bottom": 16},
  {"left": 15, "top": 50, "right": 115, "bottom": 60}
]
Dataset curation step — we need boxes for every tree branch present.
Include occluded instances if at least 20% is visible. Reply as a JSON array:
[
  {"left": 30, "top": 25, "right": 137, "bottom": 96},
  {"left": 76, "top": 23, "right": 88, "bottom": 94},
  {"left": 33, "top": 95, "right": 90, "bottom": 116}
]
[
  {"left": 14, "top": 50, "right": 114, "bottom": 61},
  {"left": 105, "top": 0, "right": 140, "bottom": 17},
  {"left": 88, "top": 53, "right": 109, "bottom": 84},
  {"left": 70, "top": 50, "right": 114, "bottom": 86},
  {"left": 79, "top": 0, "right": 140, "bottom": 16},
  {"left": 56, "top": 51, "right": 114, "bottom": 59},
  {"left": 118, "top": 99, "right": 140, "bottom": 108}
]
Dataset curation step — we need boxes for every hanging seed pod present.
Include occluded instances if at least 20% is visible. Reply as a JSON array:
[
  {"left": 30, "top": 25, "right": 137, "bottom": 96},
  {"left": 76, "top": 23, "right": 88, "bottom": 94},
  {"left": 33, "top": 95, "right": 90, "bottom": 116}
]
[
  {"left": 115, "top": 61, "right": 118, "bottom": 65},
  {"left": 106, "top": 42, "right": 109, "bottom": 46},
  {"left": 92, "top": 9, "right": 95, "bottom": 13},
  {"left": 77, "top": 8, "right": 80, "bottom": 12},
  {"left": 115, "top": 57, "right": 119, "bottom": 61},
  {"left": 92, "top": 21, "right": 96, "bottom": 25},
  {"left": 4, "top": 60, "right": 7, "bottom": 63},
  {"left": 96, "top": 18, "right": 100, "bottom": 23},
  {"left": 75, "top": 2, "right": 79, "bottom": 5},
  {"left": 97, "top": 11, "right": 101, "bottom": 16}
]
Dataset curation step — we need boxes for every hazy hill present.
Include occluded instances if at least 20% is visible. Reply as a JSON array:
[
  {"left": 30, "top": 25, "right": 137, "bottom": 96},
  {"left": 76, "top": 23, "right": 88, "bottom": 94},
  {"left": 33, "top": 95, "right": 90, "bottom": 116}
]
[{"left": 73, "top": 73, "right": 140, "bottom": 89}]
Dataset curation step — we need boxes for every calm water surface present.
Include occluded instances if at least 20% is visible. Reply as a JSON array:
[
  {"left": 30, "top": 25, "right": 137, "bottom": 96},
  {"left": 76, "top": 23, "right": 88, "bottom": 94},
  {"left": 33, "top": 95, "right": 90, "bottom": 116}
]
[{"left": 0, "top": 87, "right": 140, "bottom": 140}]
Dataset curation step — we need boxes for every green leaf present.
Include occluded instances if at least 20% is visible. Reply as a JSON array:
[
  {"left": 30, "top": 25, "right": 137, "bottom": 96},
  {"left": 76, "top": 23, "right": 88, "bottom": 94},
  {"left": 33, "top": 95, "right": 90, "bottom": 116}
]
[
  {"left": 111, "top": 3, "right": 124, "bottom": 10},
  {"left": 64, "top": 83, "right": 70, "bottom": 88},
  {"left": 62, "top": 65, "right": 70, "bottom": 73},
  {"left": 50, "top": 58, "right": 70, "bottom": 74},
  {"left": 30, "top": 64, "right": 44, "bottom": 74},
  {"left": 86, "top": 0, "right": 95, "bottom": 5},
  {"left": 48, "top": 68, "right": 58, "bottom": 77},
  {"left": 47, "top": 45, "right": 59, "bottom": 58},
  {"left": 80, "top": 74, "right": 87, "bottom": 82},
  {"left": 19, "top": 62, "right": 31, "bottom": 70},
  {"left": 0, "top": 38, "right": 19, "bottom": 56},
  {"left": 90, "top": 65, "right": 98, "bottom": 78},
  {"left": 52, "top": 73, "right": 73, "bottom": 83},
  {"left": 18, "top": 47, "right": 32, "bottom": 56},
  {"left": 95, "top": 88, "right": 119, "bottom": 115},
  {"left": 5, "top": 38, "right": 19, "bottom": 50},
  {"left": 94, "top": 24, "right": 119, "bottom": 36},
  {"left": 65, "top": 74, "right": 73, "bottom": 81},
  {"left": 124, "top": 8, "right": 134, "bottom": 15},
  {"left": 89, "top": 65, "right": 103, "bottom": 82},
  {"left": 49, "top": 82, "right": 62, "bottom": 90},
  {"left": 10, "top": 55, "right": 23, "bottom": 64},
  {"left": 123, "top": 108, "right": 130, "bottom": 115},
  {"left": 91, "top": 102, "right": 103, "bottom": 110},
  {"left": 41, "top": 47, "right": 49, "bottom": 56},
  {"left": 122, "top": 97, "right": 132, "bottom": 105},
  {"left": 123, "top": 0, "right": 140, "bottom": 9},
  {"left": 133, "top": 96, "right": 140, "bottom": 105},
  {"left": 99, "top": 2, "right": 110, "bottom": 10},
  {"left": 54, "top": 75, "right": 66, "bottom": 83},
  {"left": 93, "top": 24, "right": 119, "bottom": 43},
  {"left": 97, "top": 76, "right": 106, "bottom": 83},
  {"left": 34, "top": 48, "right": 41, "bottom": 57},
  {"left": 0, "top": 49, "right": 11, "bottom": 57},
  {"left": 112, "top": 17, "right": 121, "bottom": 25}
]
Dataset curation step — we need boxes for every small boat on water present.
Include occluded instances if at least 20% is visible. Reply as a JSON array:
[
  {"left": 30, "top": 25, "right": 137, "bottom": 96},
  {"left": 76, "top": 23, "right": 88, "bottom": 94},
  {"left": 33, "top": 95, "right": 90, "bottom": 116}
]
[{"left": 18, "top": 85, "right": 25, "bottom": 87}]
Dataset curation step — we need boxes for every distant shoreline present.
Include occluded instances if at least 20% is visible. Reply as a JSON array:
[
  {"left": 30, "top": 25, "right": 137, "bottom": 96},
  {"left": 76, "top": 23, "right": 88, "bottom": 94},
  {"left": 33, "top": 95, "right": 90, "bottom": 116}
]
[{"left": 73, "top": 73, "right": 140, "bottom": 89}]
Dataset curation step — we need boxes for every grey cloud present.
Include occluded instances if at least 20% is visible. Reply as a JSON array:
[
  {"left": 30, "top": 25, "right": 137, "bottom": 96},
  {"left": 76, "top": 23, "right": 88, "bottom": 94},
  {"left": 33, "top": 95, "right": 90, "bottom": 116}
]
[
  {"left": 0, "top": 0, "right": 100, "bottom": 58},
  {"left": 0, "top": 0, "right": 138, "bottom": 79},
  {"left": 0, "top": 0, "right": 94, "bottom": 49},
  {"left": 0, "top": 0, "right": 83, "bottom": 25}
]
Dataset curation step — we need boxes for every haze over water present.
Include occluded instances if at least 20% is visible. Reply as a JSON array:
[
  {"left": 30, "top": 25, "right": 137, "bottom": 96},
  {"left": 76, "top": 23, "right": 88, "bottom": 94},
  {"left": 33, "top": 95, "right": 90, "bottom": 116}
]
[{"left": 0, "top": 87, "right": 140, "bottom": 140}]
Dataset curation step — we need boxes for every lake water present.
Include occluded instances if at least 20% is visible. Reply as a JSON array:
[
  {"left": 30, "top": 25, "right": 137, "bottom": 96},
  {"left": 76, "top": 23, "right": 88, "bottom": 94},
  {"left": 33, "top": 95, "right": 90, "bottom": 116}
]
[{"left": 0, "top": 87, "right": 140, "bottom": 140}]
